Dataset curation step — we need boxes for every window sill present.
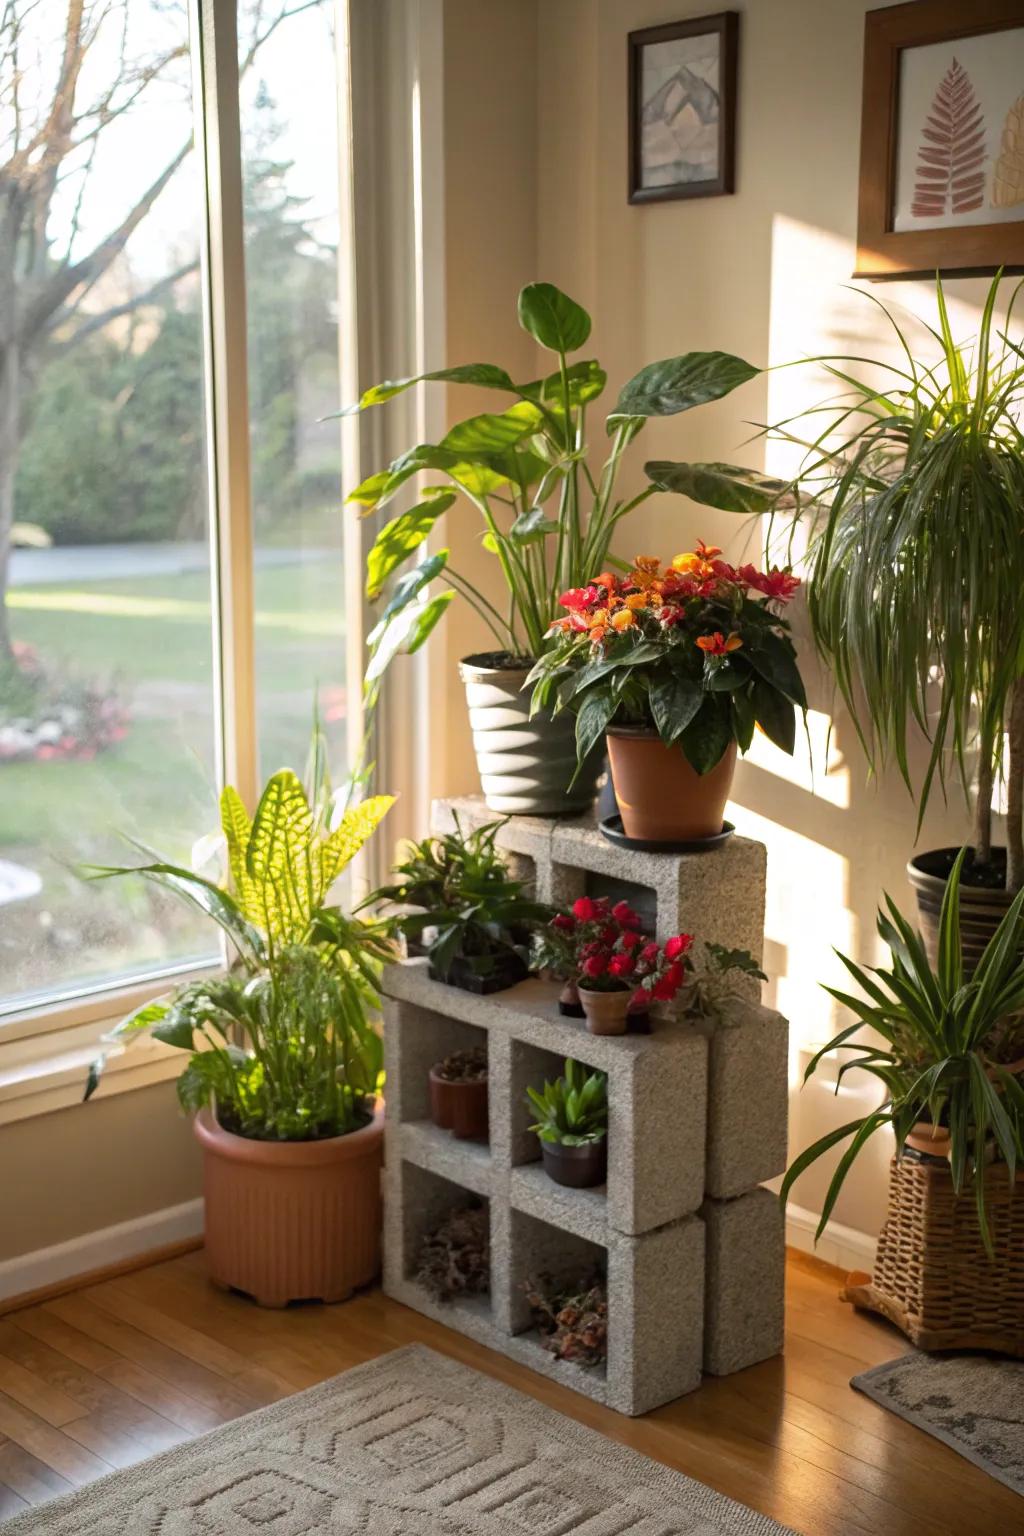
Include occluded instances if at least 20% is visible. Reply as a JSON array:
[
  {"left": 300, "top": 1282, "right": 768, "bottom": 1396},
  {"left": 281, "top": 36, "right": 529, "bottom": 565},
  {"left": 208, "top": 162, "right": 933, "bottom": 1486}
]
[{"left": 0, "top": 966, "right": 218, "bottom": 1127}]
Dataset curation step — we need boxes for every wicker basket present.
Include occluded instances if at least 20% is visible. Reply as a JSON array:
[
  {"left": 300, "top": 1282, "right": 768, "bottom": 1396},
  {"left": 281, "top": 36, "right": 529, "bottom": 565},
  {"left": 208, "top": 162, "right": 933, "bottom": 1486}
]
[{"left": 843, "top": 1155, "right": 1024, "bottom": 1355}]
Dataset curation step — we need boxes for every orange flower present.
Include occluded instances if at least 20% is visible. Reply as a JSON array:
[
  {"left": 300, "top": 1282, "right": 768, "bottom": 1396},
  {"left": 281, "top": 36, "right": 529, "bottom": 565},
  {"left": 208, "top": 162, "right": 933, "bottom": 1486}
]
[
  {"left": 610, "top": 608, "right": 636, "bottom": 631},
  {"left": 624, "top": 591, "right": 649, "bottom": 611},
  {"left": 595, "top": 570, "right": 618, "bottom": 593},
  {"left": 631, "top": 555, "right": 662, "bottom": 589},
  {"left": 696, "top": 631, "right": 742, "bottom": 655}
]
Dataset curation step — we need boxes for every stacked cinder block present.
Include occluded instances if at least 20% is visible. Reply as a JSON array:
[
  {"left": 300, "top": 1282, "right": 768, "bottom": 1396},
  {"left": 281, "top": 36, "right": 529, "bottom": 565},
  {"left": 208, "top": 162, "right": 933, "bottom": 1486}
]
[{"left": 380, "top": 796, "right": 787, "bottom": 1416}]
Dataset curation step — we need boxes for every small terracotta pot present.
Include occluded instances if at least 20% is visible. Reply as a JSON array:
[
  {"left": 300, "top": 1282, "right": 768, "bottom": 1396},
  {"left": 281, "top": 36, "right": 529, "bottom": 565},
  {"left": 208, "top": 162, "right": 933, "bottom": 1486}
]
[
  {"left": 904, "top": 1121, "right": 951, "bottom": 1159},
  {"left": 559, "top": 980, "right": 585, "bottom": 1019},
  {"left": 579, "top": 984, "right": 631, "bottom": 1035},
  {"left": 428, "top": 1067, "right": 489, "bottom": 1140},
  {"left": 606, "top": 728, "right": 737, "bottom": 842},
  {"left": 540, "top": 1137, "right": 608, "bottom": 1189},
  {"left": 195, "top": 1102, "right": 383, "bottom": 1308}
]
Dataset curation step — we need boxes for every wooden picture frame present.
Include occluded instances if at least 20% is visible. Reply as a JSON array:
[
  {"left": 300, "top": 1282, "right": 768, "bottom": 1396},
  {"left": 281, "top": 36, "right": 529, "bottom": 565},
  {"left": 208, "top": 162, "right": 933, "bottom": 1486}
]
[
  {"left": 628, "top": 13, "right": 739, "bottom": 205},
  {"left": 856, "top": 0, "right": 1024, "bottom": 279}
]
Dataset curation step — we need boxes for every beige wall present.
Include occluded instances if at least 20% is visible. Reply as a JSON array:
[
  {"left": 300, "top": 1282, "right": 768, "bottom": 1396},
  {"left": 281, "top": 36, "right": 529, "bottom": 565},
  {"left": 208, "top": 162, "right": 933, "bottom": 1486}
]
[
  {"left": 440, "top": 0, "right": 1000, "bottom": 1241},
  {"left": 0, "top": 1081, "right": 201, "bottom": 1262}
]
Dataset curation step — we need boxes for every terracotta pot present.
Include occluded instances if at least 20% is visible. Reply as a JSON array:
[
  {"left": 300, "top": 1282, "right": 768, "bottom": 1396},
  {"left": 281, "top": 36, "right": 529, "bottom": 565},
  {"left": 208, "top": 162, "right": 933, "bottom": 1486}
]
[
  {"left": 194, "top": 1102, "right": 383, "bottom": 1308},
  {"left": 907, "top": 847, "right": 1016, "bottom": 974},
  {"left": 559, "top": 979, "right": 585, "bottom": 1019},
  {"left": 606, "top": 728, "right": 737, "bottom": 842},
  {"left": 540, "top": 1137, "right": 608, "bottom": 1189},
  {"left": 579, "top": 984, "right": 631, "bottom": 1035},
  {"left": 428, "top": 1067, "right": 489, "bottom": 1140},
  {"left": 904, "top": 1121, "right": 951, "bottom": 1159}
]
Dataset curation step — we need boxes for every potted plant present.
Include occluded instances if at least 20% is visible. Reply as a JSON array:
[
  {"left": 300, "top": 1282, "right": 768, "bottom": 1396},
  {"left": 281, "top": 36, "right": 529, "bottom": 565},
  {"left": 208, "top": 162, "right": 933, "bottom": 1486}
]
[
  {"left": 84, "top": 763, "right": 395, "bottom": 1309},
  {"left": 529, "top": 550, "right": 804, "bottom": 843},
  {"left": 526, "top": 1058, "right": 608, "bottom": 1188},
  {"left": 680, "top": 942, "right": 768, "bottom": 1024},
  {"left": 649, "top": 274, "right": 1024, "bottom": 959},
  {"left": 524, "top": 1273, "right": 608, "bottom": 1368},
  {"left": 417, "top": 1204, "right": 490, "bottom": 1304},
  {"left": 339, "top": 281, "right": 765, "bottom": 816},
  {"left": 429, "top": 1046, "right": 489, "bottom": 1141},
  {"left": 782, "top": 850, "right": 1024, "bottom": 1350},
  {"left": 538, "top": 896, "right": 692, "bottom": 1035},
  {"left": 363, "top": 814, "right": 551, "bottom": 993}
]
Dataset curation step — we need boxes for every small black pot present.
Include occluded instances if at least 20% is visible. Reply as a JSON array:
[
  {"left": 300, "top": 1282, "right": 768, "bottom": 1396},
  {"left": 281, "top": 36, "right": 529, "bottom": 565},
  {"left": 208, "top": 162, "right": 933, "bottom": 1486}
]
[
  {"left": 540, "top": 1137, "right": 607, "bottom": 1189},
  {"left": 429, "top": 949, "right": 528, "bottom": 995}
]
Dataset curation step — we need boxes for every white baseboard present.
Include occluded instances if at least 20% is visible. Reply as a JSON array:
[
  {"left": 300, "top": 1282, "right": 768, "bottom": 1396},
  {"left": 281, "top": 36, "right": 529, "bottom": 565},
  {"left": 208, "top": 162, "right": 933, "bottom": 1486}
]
[
  {"left": 786, "top": 1202, "right": 877, "bottom": 1274},
  {"left": 0, "top": 1198, "right": 204, "bottom": 1304}
]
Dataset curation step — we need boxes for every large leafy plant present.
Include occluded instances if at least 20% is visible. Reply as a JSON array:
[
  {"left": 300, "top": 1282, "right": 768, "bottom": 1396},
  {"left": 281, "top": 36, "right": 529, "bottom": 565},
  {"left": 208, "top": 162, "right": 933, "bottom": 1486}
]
[
  {"left": 85, "top": 761, "right": 395, "bottom": 1141},
  {"left": 529, "top": 548, "right": 804, "bottom": 772},
  {"left": 648, "top": 274, "right": 1024, "bottom": 891},
  {"left": 782, "top": 850, "right": 1024, "bottom": 1250},
  {"left": 527, "top": 1059, "right": 608, "bottom": 1147},
  {"left": 337, "top": 281, "right": 762, "bottom": 683},
  {"left": 362, "top": 814, "right": 551, "bottom": 982}
]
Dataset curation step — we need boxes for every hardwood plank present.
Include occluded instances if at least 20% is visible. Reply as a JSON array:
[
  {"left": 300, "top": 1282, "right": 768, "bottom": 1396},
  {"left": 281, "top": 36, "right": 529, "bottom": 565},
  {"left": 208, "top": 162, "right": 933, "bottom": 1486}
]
[
  {"left": 0, "top": 1481, "right": 29, "bottom": 1521},
  {"left": 0, "top": 1441, "right": 75, "bottom": 1505},
  {"left": 94, "top": 1359, "right": 229, "bottom": 1436},
  {"left": 0, "top": 1352, "right": 88, "bottom": 1429},
  {"left": 0, "top": 1390, "right": 110, "bottom": 1486}
]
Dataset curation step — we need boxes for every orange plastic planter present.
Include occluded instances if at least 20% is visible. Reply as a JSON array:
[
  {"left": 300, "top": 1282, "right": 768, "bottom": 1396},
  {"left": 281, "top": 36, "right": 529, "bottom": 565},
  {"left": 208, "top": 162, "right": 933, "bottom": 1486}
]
[{"left": 194, "top": 1101, "right": 383, "bottom": 1308}]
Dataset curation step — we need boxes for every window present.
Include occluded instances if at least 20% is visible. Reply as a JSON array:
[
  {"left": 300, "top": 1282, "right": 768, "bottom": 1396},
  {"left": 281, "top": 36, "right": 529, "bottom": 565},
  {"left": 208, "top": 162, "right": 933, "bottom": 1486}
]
[{"left": 0, "top": 0, "right": 350, "bottom": 1018}]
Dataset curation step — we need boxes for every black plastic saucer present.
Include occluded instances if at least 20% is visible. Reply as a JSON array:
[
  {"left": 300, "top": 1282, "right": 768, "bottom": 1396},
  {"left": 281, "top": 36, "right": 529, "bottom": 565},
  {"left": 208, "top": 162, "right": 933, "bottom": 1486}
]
[{"left": 598, "top": 816, "right": 735, "bottom": 854}]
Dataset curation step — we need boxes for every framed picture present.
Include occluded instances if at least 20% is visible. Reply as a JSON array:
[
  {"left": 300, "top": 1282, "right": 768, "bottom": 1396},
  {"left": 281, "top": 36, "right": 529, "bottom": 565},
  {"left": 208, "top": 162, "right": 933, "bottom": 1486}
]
[
  {"left": 857, "top": 0, "right": 1024, "bottom": 278},
  {"left": 628, "top": 13, "right": 739, "bottom": 205}
]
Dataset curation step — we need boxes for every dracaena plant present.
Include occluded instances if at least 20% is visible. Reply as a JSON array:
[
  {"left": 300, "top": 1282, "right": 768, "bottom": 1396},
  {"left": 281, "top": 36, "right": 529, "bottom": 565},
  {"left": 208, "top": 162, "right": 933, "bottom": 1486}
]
[
  {"left": 335, "top": 281, "right": 762, "bottom": 691},
  {"left": 782, "top": 849, "right": 1024, "bottom": 1252},
  {"left": 83, "top": 751, "right": 396, "bottom": 1141},
  {"left": 647, "top": 273, "right": 1024, "bottom": 892},
  {"left": 528, "top": 547, "right": 805, "bottom": 772}
]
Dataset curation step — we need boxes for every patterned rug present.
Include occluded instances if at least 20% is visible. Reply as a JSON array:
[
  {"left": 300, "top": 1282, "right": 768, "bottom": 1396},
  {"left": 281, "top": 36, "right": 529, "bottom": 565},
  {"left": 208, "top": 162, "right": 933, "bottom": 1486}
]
[
  {"left": 2, "top": 1344, "right": 795, "bottom": 1534},
  {"left": 852, "top": 1352, "right": 1024, "bottom": 1496}
]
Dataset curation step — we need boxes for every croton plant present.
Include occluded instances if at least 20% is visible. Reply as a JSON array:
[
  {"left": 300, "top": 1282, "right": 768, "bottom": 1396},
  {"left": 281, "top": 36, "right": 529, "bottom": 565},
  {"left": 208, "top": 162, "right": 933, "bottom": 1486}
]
[{"left": 529, "top": 546, "right": 806, "bottom": 774}]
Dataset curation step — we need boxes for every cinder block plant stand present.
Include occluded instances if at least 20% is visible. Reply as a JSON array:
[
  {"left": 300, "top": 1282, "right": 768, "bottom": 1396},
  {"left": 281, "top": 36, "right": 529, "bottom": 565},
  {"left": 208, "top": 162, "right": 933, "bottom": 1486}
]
[{"left": 381, "top": 796, "right": 788, "bottom": 1416}]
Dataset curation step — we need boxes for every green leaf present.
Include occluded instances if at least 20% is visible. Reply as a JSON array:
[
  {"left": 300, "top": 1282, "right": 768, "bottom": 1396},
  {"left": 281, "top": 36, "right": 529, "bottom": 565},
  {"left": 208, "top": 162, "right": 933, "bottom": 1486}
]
[
  {"left": 751, "top": 675, "right": 797, "bottom": 754},
  {"left": 379, "top": 551, "right": 449, "bottom": 622},
  {"left": 616, "top": 352, "right": 759, "bottom": 417},
  {"left": 333, "top": 363, "right": 517, "bottom": 416},
  {"left": 648, "top": 673, "right": 703, "bottom": 744},
  {"left": 680, "top": 696, "right": 732, "bottom": 774},
  {"left": 518, "top": 359, "right": 606, "bottom": 408},
  {"left": 509, "top": 506, "right": 560, "bottom": 543},
  {"left": 365, "top": 493, "right": 456, "bottom": 600},
  {"left": 644, "top": 460, "right": 789, "bottom": 514},
  {"left": 151, "top": 1008, "right": 198, "bottom": 1051},
  {"left": 575, "top": 691, "right": 617, "bottom": 763},
  {"left": 365, "top": 591, "right": 455, "bottom": 683},
  {"left": 746, "top": 628, "right": 807, "bottom": 707},
  {"left": 731, "top": 687, "right": 756, "bottom": 752},
  {"left": 517, "top": 282, "right": 592, "bottom": 353},
  {"left": 441, "top": 401, "right": 544, "bottom": 455},
  {"left": 246, "top": 770, "right": 316, "bottom": 943}
]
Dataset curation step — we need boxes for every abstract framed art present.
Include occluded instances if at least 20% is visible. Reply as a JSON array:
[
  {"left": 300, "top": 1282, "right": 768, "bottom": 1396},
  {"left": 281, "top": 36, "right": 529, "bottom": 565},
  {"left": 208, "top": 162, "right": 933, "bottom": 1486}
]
[
  {"left": 856, "top": 0, "right": 1024, "bottom": 278},
  {"left": 628, "top": 13, "right": 739, "bottom": 204}
]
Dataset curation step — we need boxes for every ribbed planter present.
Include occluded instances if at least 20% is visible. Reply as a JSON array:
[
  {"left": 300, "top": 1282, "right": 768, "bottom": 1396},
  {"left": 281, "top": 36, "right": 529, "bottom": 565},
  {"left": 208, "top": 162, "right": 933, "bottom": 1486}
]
[
  {"left": 459, "top": 652, "right": 602, "bottom": 816},
  {"left": 907, "top": 847, "right": 1016, "bottom": 973},
  {"left": 195, "top": 1102, "right": 383, "bottom": 1308},
  {"left": 428, "top": 1067, "right": 489, "bottom": 1141},
  {"left": 606, "top": 727, "right": 737, "bottom": 842}
]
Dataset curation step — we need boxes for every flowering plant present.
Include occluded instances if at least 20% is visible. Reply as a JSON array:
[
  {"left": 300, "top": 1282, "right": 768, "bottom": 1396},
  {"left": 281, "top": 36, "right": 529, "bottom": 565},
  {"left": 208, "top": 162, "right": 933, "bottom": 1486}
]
[
  {"left": 536, "top": 895, "right": 692, "bottom": 1006},
  {"left": 528, "top": 546, "right": 805, "bottom": 774}
]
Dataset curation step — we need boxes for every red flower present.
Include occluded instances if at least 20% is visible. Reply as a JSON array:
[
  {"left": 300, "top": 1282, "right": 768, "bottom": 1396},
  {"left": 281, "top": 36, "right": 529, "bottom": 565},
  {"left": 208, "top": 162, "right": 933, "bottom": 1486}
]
[
  {"left": 608, "top": 952, "right": 635, "bottom": 978},
  {"left": 559, "top": 585, "right": 601, "bottom": 613},
  {"left": 620, "top": 929, "right": 643, "bottom": 951},
  {"left": 600, "top": 924, "right": 619, "bottom": 945},
  {"left": 551, "top": 913, "right": 575, "bottom": 933},
  {"left": 652, "top": 962, "right": 685, "bottom": 1001},
  {"left": 583, "top": 953, "right": 608, "bottom": 978},
  {"left": 573, "top": 896, "right": 598, "bottom": 921},
  {"left": 612, "top": 900, "right": 641, "bottom": 928},
  {"left": 739, "top": 565, "right": 801, "bottom": 603},
  {"left": 631, "top": 986, "right": 649, "bottom": 1008},
  {"left": 664, "top": 934, "right": 692, "bottom": 961},
  {"left": 639, "top": 941, "right": 660, "bottom": 965}
]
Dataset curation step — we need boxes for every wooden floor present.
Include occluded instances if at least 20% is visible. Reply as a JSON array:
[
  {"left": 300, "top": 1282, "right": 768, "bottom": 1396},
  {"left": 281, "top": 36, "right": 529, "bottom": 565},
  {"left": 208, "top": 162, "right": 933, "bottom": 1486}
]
[{"left": 0, "top": 1249, "right": 1015, "bottom": 1534}]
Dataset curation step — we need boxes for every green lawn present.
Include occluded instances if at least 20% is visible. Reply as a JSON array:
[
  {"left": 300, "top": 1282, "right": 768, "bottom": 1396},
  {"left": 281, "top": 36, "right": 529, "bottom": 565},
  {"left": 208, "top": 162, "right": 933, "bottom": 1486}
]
[{"left": 1, "top": 559, "right": 348, "bottom": 1003}]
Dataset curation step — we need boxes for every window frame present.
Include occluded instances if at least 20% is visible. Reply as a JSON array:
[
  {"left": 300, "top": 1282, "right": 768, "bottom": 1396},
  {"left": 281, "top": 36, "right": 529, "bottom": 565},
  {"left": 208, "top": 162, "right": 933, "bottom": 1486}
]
[{"left": 0, "top": 0, "right": 437, "bottom": 1101}]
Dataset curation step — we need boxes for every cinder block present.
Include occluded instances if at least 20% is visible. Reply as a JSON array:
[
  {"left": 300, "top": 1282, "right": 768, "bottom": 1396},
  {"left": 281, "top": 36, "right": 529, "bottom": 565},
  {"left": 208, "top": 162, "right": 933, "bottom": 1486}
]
[
  {"left": 702, "top": 1000, "right": 789, "bottom": 1200},
  {"left": 701, "top": 1188, "right": 784, "bottom": 1376},
  {"left": 607, "top": 1215, "right": 705, "bottom": 1415}
]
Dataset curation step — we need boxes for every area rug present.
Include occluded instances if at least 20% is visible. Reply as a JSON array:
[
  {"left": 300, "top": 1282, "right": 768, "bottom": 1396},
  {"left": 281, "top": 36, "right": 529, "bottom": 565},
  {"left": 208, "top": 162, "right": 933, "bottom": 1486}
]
[
  {"left": 852, "top": 1352, "right": 1024, "bottom": 1496},
  {"left": 2, "top": 1343, "right": 795, "bottom": 1534}
]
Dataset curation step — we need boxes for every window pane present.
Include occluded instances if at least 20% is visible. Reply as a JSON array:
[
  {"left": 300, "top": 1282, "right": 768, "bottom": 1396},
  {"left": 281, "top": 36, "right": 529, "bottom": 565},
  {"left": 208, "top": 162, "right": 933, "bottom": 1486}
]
[
  {"left": 238, "top": 1, "right": 347, "bottom": 781},
  {"left": 0, "top": 1, "right": 218, "bottom": 1009}
]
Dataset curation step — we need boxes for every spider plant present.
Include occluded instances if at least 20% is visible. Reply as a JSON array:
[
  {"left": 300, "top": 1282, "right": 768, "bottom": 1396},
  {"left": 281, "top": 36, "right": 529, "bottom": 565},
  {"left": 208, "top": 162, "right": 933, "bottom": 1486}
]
[
  {"left": 644, "top": 272, "right": 1024, "bottom": 891},
  {"left": 781, "top": 850, "right": 1024, "bottom": 1252}
]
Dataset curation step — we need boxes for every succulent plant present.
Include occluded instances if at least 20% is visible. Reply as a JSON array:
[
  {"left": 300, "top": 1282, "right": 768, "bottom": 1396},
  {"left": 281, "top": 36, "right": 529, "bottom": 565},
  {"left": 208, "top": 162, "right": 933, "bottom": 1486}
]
[{"left": 526, "top": 1059, "right": 607, "bottom": 1146}]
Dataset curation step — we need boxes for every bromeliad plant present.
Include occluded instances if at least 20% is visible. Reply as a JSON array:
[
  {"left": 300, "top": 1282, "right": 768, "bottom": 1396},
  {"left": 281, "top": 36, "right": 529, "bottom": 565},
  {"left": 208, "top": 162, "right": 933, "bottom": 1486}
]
[
  {"left": 527, "top": 1059, "right": 608, "bottom": 1147},
  {"left": 782, "top": 850, "right": 1024, "bottom": 1251},
  {"left": 362, "top": 814, "right": 551, "bottom": 986},
  {"left": 529, "top": 547, "right": 804, "bottom": 771},
  {"left": 84, "top": 760, "right": 396, "bottom": 1141},
  {"left": 337, "top": 281, "right": 765, "bottom": 683}
]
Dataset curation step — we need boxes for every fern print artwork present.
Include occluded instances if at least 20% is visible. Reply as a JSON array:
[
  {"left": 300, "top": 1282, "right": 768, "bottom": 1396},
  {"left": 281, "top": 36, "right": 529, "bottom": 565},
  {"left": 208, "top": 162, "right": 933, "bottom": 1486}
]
[{"left": 892, "top": 29, "right": 1024, "bottom": 233}]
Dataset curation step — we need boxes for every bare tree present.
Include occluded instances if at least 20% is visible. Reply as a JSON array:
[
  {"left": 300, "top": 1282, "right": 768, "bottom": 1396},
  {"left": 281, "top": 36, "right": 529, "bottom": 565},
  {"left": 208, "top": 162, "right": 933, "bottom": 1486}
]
[{"left": 0, "top": 0, "right": 318, "bottom": 661}]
